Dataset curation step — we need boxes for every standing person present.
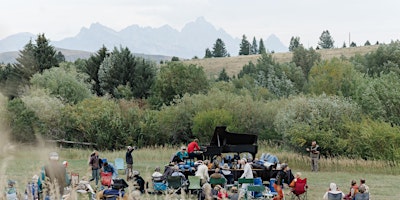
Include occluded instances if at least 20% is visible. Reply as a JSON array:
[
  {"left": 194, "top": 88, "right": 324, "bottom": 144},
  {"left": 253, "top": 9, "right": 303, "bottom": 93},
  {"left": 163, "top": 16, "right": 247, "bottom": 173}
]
[
  {"left": 89, "top": 150, "right": 102, "bottom": 188},
  {"left": 126, "top": 146, "right": 135, "bottom": 180},
  {"left": 239, "top": 158, "right": 253, "bottom": 198},
  {"left": 187, "top": 138, "right": 203, "bottom": 160},
  {"left": 41, "top": 152, "right": 68, "bottom": 197},
  {"left": 306, "top": 141, "right": 320, "bottom": 172}
]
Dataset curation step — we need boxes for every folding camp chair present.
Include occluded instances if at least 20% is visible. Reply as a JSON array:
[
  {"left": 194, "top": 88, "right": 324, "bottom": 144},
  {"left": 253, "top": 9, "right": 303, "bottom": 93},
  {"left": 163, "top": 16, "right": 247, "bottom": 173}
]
[
  {"left": 187, "top": 176, "right": 202, "bottom": 197},
  {"left": 289, "top": 178, "right": 307, "bottom": 200},
  {"left": 114, "top": 158, "right": 125, "bottom": 175},
  {"left": 327, "top": 193, "right": 343, "bottom": 200},
  {"left": 247, "top": 185, "right": 266, "bottom": 199},
  {"left": 238, "top": 178, "right": 255, "bottom": 200},
  {"left": 210, "top": 177, "right": 226, "bottom": 188},
  {"left": 167, "top": 176, "right": 185, "bottom": 194},
  {"left": 355, "top": 193, "right": 369, "bottom": 200}
]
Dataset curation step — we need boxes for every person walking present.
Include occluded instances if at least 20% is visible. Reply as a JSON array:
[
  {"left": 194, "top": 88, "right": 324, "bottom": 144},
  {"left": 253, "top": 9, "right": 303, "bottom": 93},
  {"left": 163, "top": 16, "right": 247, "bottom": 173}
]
[
  {"left": 306, "top": 141, "right": 320, "bottom": 172},
  {"left": 89, "top": 150, "right": 102, "bottom": 187},
  {"left": 126, "top": 146, "right": 135, "bottom": 180}
]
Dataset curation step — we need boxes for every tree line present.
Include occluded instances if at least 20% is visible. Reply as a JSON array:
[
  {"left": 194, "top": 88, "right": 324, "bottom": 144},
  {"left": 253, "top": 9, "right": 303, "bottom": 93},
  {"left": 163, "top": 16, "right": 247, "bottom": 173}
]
[{"left": 1, "top": 33, "right": 400, "bottom": 164}]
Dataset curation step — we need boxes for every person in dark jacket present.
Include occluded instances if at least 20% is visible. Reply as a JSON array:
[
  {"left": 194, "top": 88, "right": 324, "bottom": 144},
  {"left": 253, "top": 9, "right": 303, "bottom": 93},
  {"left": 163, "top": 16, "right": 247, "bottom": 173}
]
[
  {"left": 126, "top": 146, "right": 135, "bottom": 180},
  {"left": 89, "top": 151, "right": 102, "bottom": 187}
]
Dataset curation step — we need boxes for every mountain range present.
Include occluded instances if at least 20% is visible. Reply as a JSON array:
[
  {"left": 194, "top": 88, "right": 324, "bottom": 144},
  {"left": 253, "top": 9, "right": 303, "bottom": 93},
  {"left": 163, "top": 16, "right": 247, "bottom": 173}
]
[{"left": 0, "top": 17, "right": 288, "bottom": 63}]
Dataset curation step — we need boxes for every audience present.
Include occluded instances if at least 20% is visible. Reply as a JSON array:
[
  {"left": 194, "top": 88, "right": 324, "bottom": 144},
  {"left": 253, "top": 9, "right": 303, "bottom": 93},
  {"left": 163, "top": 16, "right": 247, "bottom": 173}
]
[{"left": 323, "top": 182, "right": 345, "bottom": 200}]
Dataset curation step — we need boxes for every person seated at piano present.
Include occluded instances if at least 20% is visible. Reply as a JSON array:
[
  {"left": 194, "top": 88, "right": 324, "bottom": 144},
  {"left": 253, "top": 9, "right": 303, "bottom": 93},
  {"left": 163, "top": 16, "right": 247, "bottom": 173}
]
[{"left": 187, "top": 138, "right": 203, "bottom": 161}]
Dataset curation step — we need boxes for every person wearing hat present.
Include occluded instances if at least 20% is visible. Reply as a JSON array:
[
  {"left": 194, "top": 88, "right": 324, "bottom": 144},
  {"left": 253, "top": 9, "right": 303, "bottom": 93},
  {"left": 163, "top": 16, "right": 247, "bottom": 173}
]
[
  {"left": 41, "top": 152, "right": 68, "bottom": 197},
  {"left": 195, "top": 160, "right": 210, "bottom": 185},
  {"left": 221, "top": 164, "right": 234, "bottom": 184},
  {"left": 126, "top": 146, "right": 135, "bottom": 181},
  {"left": 239, "top": 158, "right": 253, "bottom": 198},
  {"left": 132, "top": 171, "right": 145, "bottom": 194}
]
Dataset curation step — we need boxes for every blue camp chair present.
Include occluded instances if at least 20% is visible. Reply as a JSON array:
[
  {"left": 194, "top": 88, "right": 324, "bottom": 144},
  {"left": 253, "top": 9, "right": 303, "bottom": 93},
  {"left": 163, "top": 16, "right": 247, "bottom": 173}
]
[{"left": 115, "top": 158, "right": 125, "bottom": 174}]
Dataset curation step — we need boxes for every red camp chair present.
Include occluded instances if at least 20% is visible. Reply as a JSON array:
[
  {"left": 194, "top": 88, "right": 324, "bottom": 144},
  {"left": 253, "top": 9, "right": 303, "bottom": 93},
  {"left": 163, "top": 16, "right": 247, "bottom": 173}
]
[
  {"left": 101, "top": 172, "right": 113, "bottom": 187},
  {"left": 289, "top": 178, "right": 307, "bottom": 200}
]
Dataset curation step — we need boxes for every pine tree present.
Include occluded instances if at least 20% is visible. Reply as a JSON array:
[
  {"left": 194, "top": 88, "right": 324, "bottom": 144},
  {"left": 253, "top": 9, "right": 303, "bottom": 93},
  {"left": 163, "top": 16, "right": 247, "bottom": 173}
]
[
  {"left": 34, "top": 33, "right": 59, "bottom": 73},
  {"left": 259, "top": 39, "right": 266, "bottom": 54},
  {"left": 217, "top": 68, "right": 230, "bottom": 82},
  {"left": 204, "top": 48, "right": 213, "bottom": 58},
  {"left": 82, "top": 45, "right": 109, "bottom": 96},
  {"left": 289, "top": 36, "right": 302, "bottom": 51},
  {"left": 212, "top": 38, "right": 228, "bottom": 57},
  {"left": 364, "top": 40, "right": 371, "bottom": 46},
  {"left": 318, "top": 30, "right": 335, "bottom": 49},
  {"left": 350, "top": 42, "right": 357, "bottom": 47},
  {"left": 251, "top": 37, "right": 258, "bottom": 54},
  {"left": 239, "top": 35, "right": 251, "bottom": 55}
]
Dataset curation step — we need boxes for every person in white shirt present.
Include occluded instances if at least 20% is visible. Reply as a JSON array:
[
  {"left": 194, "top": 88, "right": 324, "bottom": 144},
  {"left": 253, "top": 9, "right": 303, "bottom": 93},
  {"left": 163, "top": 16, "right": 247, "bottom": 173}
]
[
  {"left": 323, "top": 183, "right": 345, "bottom": 200},
  {"left": 239, "top": 158, "right": 253, "bottom": 198},
  {"left": 195, "top": 160, "right": 210, "bottom": 185}
]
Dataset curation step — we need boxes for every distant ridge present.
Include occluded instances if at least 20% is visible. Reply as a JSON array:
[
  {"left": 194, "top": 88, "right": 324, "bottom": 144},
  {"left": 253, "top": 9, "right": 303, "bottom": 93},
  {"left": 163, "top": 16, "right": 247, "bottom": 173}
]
[{"left": 0, "top": 17, "right": 288, "bottom": 61}]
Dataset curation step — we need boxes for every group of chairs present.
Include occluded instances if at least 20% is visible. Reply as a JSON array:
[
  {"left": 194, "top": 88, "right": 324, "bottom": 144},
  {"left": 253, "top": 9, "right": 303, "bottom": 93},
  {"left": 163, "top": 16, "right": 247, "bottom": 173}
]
[{"left": 328, "top": 192, "right": 369, "bottom": 200}]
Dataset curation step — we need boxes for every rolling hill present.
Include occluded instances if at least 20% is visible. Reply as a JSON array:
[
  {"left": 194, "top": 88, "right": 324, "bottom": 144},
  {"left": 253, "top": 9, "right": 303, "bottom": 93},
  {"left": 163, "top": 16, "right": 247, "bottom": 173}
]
[{"left": 183, "top": 45, "right": 379, "bottom": 77}]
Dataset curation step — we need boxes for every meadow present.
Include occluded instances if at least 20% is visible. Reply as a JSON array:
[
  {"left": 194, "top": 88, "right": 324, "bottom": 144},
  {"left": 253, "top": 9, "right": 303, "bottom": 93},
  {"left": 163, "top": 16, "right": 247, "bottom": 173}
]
[{"left": 2, "top": 143, "right": 399, "bottom": 200}]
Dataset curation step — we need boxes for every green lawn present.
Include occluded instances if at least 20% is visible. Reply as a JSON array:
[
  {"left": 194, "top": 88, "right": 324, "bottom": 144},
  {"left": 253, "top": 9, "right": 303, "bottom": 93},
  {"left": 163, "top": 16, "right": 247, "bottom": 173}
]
[{"left": 2, "top": 146, "right": 399, "bottom": 200}]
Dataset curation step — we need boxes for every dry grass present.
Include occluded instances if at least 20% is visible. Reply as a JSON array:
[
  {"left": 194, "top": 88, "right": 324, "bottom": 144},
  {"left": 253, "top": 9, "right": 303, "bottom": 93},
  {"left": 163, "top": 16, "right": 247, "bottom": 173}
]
[{"left": 183, "top": 45, "right": 379, "bottom": 77}]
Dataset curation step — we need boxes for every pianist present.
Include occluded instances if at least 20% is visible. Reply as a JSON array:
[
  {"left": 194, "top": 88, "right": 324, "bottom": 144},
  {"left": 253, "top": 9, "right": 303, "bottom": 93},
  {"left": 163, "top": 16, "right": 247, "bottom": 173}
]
[{"left": 187, "top": 138, "right": 203, "bottom": 161}]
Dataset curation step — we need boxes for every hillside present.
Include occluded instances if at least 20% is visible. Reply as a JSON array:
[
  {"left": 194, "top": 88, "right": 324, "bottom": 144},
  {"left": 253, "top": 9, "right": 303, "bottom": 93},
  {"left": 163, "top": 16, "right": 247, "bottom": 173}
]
[{"left": 183, "top": 45, "right": 379, "bottom": 77}]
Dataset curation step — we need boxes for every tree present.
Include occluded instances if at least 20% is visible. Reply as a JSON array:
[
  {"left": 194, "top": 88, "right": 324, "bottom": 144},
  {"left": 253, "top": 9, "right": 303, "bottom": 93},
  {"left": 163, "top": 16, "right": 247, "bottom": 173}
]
[
  {"left": 98, "top": 46, "right": 156, "bottom": 99},
  {"left": 204, "top": 48, "right": 213, "bottom": 58},
  {"left": 259, "top": 39, "right": 266, "bottom": 54},
  {"left": 55, "top": 51, "right": 65, "bottom": 63},
  {"left": 81, "top": 46, "right": 109, "bottom": 96},
  {"left": 150, "top": 62, "right": 209, "bottom": 107},
  {"left": 350, "top": 42, "right": 357, "bottom": 47},
  {"left": 239, "top": 35, "right": 251, "bottom": 55},
  {"left": 292, "top": 46, "right": 321, "bottom": 80},
  {"left": 364, "top": 40, "right": 371, "bottom": 46},
  {"left": 33, "top": 33, "right": 59, "bottom": 73},
  {"left": 217, "top": 68, "right": 230, "bottom": 82},
  {"left": 251, "top": 37, "right": 258, "bottom": 55},
  {"left": 171, "top": 56, "right": 180, "bottom": 61},
  {"left": 318, "top": 30, "right": 334, "bottom": 49},
  {"left": 212, "top": 38, "right": 228, "bottom": 57},
  {"left": 289, "top": 36, "right": 302, "bottom": 51},
  {"left": 342, "top": 42, "right": 347, "bottom": 48}
]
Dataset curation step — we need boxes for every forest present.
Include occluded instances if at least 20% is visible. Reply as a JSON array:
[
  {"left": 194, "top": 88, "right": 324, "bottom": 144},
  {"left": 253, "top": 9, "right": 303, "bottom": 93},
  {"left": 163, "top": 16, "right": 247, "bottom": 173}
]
[{"left": 1, "top": 33, "right": 400, "bottom": 164}]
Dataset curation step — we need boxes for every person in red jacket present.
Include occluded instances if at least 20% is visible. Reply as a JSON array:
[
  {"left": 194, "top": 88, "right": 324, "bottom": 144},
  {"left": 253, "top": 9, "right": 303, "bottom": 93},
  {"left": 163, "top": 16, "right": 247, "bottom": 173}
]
[{"left": 187, "top": 139, "right": 203, "bottom": 161}]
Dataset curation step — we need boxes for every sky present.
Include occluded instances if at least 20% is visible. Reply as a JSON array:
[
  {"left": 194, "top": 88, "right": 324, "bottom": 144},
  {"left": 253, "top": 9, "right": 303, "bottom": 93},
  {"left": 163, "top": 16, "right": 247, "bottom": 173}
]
[{"left": 1, "top": 0, "right": 400, "bottom": 48}]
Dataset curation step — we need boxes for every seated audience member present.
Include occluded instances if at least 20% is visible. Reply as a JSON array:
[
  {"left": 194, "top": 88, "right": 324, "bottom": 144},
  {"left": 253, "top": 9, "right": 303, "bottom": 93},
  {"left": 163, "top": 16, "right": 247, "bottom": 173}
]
[
  {"left": 152, "top": 167, "right": 163, "bottom": 182},
  {"left": 187, "top": 138, "right": 203, "bottom": 160},
  {"left": 210, "top": 168, "right": 224, "bottom": 179},
  {"left": 273, "top": 163, "right": 288, "bottom": 200},
  {"left": 289, "top": 172, "right": 307, "bottom": 194},
  {"left": 103, "top": 161, "right": 118, "bottom": 179},
  {"left": 221, "top": 164, "right": 234, "bottom": 184},
  {"left": 5, "top": 180, "right": 18, "bottom": 200},
  {"left": 200, "top": 183, "right": 213, "bottom": 200},
  {"left": 176, "top": 146, "right": 189, "bottom": 162},
  {"left": 195, "top": 160, "right": 209, "bottom": 185},
  {"left": 215, "top": 185, "right": 228, "bottom": 200},
  {"left": 323, "top": 183, "right": 345, "bottom": 200},
  {"left": 344, "top": 180, "right": 359, "bottom": 200},
  {"left": 171, "top": 165, "right": 187, "bottom": 184},
  {"left": 162, "top": 162, "right": 175, "bottom": 180},
  {"left": 132, "top": 171, "right": 145, "bottom": 193},
  {"left": 359, "top": 178, "right": 369, "bottom": 193},
  {"left": 229, "top": 186, "right": 239, "bottom": 200}
]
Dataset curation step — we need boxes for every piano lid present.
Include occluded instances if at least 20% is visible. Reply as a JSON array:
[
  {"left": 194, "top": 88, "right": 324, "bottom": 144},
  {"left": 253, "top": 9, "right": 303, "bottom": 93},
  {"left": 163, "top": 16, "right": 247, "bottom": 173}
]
[{"left": 209, "top": 126, "right": 258, "bottom": 146}]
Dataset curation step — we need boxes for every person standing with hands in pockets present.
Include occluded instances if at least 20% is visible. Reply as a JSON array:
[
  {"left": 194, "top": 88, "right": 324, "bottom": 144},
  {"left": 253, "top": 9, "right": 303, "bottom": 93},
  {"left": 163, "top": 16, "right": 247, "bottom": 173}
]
[{"left": 306, "top": 141, "right": 320, "bottom": 172}]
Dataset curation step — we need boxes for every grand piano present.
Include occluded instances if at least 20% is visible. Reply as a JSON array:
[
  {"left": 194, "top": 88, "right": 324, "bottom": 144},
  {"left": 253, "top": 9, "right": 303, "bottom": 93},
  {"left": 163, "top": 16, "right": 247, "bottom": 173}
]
[{"left": 203, "top": 126, "right": 258, "bottom": 161}]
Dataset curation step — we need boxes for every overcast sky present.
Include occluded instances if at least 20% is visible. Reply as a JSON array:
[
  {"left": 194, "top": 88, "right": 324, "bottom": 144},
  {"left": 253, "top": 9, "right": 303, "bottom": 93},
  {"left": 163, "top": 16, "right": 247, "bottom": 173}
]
[{"left": 1, "top": 0, "right": 400, "bottom": 48}]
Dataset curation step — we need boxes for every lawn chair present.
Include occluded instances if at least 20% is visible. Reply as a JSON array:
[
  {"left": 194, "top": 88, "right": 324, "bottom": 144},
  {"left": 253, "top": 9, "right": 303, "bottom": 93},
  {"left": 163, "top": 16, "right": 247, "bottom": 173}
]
[
  {"left": 328, "top": 193, "right": 343, "bottom": 200},
  {"left": 114, "top": 158, "right": 125, "bottom": 175},
  {"left": 247, "top": 185, "right": 266, "bottom": 199},
  {"left": 238, "top": 178, "right": 255, "bottom": 200},
  {"left": 100, "top": 172, "right": 113, "bottom": 188},
  {"left": 355, "top": 193, "right": 369, "bottom": 200},
  {"left": 209, "top": 177, "right": 226, "bottom": 188},
  {"left": 167, "top": 176, "right": 185, "bottom": 195},
  {"left": 187, "top": 175, "right": 202, "bottom": 197},
  {"left": 289, "top": 178, "right": 307, "bottom": 200}
]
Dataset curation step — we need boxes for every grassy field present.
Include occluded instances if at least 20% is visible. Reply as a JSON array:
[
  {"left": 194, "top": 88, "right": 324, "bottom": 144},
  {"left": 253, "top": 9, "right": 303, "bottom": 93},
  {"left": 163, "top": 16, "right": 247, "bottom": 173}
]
[
  {"left": 2, "top": 144, "right": 399, "bottom": 200},
  {"left": 183, "top": 45, "right": 379, "bottom": 77}
]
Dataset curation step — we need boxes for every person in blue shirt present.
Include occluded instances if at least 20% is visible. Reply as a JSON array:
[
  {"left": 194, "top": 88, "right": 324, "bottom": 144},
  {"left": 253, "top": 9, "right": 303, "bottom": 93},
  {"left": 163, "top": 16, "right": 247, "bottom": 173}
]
[{"left": 102, "top": 161, "right": 118, "bottom": 179}]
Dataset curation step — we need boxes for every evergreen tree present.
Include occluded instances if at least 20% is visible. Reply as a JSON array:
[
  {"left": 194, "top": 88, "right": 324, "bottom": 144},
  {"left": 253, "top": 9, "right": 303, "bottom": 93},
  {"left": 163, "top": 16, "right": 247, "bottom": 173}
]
[
  {"left": 82, "top": 46, "right": 109, "bottom": 96},
  {"left": 318, "top": 30, "right": 335, "bottom": 49},
  {"left": 259, "top": 39, "right": 266, "bottom": 54},
  {"left": 251, "top": 37, "right": 258, "bottom": 55},
  {"left": 55, "top": 51, "right": 66, "bottom": 63},
  {"left": 171, "top": 56, "right": 180, "bottom": 61},
  {"left": 239, "top": 35, "right": 251, "bottom": 55},
  {"left": 364, "top": 40, "right": 371, "bottom": 46},
  {"left": 350, "top": 42, "right": 357, "bottom": 47},
  {"left": 34, "top": 33, "right": 59, "bottom": 73},
  {"left": 217, "top": 68, "right": 230, "bottom": 82},
  {"left": 204, "top": 48, "right": 213, "bottom": 58},
  {"left": 289, "top": 36, "right": 302, "bottom": 51},
  {"left": 16, "top": 40, "right": 36, "bottom": 69},
  {"left": 342, "top": 42, "right": 347, "bottom": 48},
  {"left": 212, "top": 38, "right": 228, "bottom": 57}
]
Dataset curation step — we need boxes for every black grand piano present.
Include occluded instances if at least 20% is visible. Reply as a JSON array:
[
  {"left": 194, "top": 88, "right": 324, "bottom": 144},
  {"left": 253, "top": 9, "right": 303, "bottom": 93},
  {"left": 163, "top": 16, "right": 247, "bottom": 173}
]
[{"left": 203, "top": 126, "right": 258, "bottom": 161}]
